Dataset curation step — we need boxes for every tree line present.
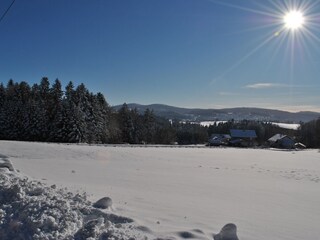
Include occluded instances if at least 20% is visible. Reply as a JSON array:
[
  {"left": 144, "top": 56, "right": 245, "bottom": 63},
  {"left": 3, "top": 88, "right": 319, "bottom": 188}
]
[
  {"left": 0, "top": 78, "right": 110, "bottom": 143},
  {"left": 0, "top": 79, "right": 319, "bottom": 147},
  {"left": 0, "top": 78, "right": 176, "bottom": 144}
]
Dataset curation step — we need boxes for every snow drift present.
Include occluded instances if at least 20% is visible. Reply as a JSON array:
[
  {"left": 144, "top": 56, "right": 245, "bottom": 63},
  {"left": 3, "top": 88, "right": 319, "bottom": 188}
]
[{"left": 0, "top": 167, "right": 154, "bottom": 240}]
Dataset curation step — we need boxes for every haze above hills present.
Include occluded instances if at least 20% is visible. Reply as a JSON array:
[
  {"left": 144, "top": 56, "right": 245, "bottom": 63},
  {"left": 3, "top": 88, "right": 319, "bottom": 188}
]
[{"left": 113, "top": 103, "right": 320, "bottom": 123}]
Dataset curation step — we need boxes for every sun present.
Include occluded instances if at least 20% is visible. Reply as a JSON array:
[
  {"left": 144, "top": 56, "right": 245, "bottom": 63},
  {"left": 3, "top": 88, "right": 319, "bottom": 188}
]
[{"left": 284, "top": 10, "right": 305, "bottom": 30}]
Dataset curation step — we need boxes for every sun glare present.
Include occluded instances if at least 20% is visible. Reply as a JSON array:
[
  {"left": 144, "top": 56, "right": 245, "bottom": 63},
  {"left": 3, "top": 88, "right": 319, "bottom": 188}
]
[{"left": 284, "top": 10, "right": 305, "bottom": 30}]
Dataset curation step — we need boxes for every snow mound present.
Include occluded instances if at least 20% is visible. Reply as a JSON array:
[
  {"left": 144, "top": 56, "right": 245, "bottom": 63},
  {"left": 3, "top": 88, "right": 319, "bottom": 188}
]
[
  {"left": 0, "top": 168, "right": 154, "bottom": 240},
  {"left": 93, "top": 197, "right": 113, "bottom": 209},
  {"left": 0, "top": 154, "right": 14, "bottom": 171},
  {"left": 213, "top": 223, "right": 239, "bottom": 240}
]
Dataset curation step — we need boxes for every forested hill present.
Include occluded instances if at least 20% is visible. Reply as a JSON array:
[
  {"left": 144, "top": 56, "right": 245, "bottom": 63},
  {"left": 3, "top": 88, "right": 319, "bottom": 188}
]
[{"left": 113, "top": 103, "right": 320, "bottom": 123}]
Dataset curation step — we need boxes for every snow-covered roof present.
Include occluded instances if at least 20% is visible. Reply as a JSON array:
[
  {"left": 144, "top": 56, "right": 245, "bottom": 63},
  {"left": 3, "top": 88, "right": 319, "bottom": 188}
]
[
  {"left": 230, "top": 129, "right": 257, "bottom": 138},
  {"left": 268, "top": 134, "right": 291, "bottom": 143},
  {"left": 210, "top": 134, "right": 231, "bottom": 139}
]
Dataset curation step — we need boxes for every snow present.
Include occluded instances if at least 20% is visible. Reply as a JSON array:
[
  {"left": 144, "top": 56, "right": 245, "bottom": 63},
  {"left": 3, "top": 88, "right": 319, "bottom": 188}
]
[
  {"left": 200, "top": 121, "right": 227, "bottom": 127},
  {"left": 1, "top": 141, "right": 320, "bottom": 239},
  {"left": 0, "top": 167, "right": 154, "bottom": 240},
  {"left": 179, "top": 121, "right": 227, "bottom": 127},
  {"left": 269, "top": 122, "right": 300, "bottom": 130},
  {"left": 183, "top": 121, "right": 300, "bottom": 130}
]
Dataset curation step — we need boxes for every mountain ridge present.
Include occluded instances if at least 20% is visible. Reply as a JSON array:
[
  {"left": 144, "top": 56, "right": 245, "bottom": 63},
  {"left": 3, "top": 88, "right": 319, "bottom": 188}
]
[{"left": 112, "top": 103, "right": 320, "bottom": 123}]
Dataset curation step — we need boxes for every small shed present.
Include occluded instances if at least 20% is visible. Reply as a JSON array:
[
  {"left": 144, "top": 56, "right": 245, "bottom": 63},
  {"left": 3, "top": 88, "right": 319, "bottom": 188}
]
[
  {"left": 229, "top": 129, "right": 257, "bottom": 147},
  {"left": 268, "top": 134, "right": 295, "bottom": 149},
  {"left": 208, "top": 134, "right": 231, "bottom": 146}
]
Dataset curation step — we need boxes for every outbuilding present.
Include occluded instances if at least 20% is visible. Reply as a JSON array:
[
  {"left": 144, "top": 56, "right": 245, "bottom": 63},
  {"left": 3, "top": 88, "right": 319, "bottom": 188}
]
[
  {"left": 268, "top": 134, "right": 295, "bottom": 149},
  {"left": 208, "top": 134, "right": 231, "bottom": 146}
]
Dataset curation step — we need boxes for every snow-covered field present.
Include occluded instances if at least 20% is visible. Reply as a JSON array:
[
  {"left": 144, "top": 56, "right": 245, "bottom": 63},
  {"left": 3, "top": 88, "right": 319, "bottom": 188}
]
[
  {"left": 1, "top": 141, "right": 320, "bottom": 239},
  {"left": 269, "top": 122, "right": 300, "bottom": 130},
  {"left": 200, "top": 121, "right": 227, "bottom": 127},
  {"left": 195, "top": 121, "right": 300, "bottom": 130}
]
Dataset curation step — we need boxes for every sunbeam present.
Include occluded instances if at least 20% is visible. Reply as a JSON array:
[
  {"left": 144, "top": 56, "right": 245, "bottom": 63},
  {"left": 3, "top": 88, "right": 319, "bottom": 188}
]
[
  {"left": 207, "top": 0, "right": 280, "bottom": 18},
  {"left": 209, "top": 0, "right": 320, "bottom": 90},
  {"left": 223, "top": 22, "right": 282, "bottom": 38},
  {"left": 211, "top": 32, "right": 278, "bottom": 83}
]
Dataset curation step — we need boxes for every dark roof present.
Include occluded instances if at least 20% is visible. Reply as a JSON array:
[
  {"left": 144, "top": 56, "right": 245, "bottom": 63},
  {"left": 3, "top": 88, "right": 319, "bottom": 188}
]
[{"left": 230, "top": 129, "right": 257, "bottom": 138}]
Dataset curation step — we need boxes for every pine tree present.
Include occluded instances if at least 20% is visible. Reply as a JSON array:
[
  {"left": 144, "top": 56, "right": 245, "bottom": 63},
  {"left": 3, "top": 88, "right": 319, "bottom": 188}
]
[
  {"left": 24, "top": 83, "right": 47, "bottom": 141},
  {"left": 3, "top": 80, "right": 21, "bottom": 139},
  {"left": 17, "top": 81, "right": 31, "bottom": 140},
  {"left": 118, "top": 103, "right": 135, "bottom": 143},
  {"left": 131, "top": 108, "right": 143, "bottom": 144},
  {"left": 0, "top": 83, "right": 6, "bottom": 139},
  {"left": 57, "top": 81, "right": 83, "bottom": 142},
  {"left": 36, "top": 77, "right": 51, "bottom": 140},
  {"left": 48, "top": 79, "right": 64, "bottom": 142},
  {"left": 74, "top": 83, "right": 90, "bottom": 142},
  {"left": 89, "top": 92, "right": 110, "bottom": 143},
  {"left": 143, "top": 108, "right": 156, "bottom": 143},
  {"left": 108, "top": 111, "right": 122, "bottom": 143}
]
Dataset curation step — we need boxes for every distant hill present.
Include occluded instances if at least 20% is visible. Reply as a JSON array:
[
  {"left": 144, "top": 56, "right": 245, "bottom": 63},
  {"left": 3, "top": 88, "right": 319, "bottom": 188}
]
[{"left": 113, "top": 103, "right": 320, "bottom": 123}]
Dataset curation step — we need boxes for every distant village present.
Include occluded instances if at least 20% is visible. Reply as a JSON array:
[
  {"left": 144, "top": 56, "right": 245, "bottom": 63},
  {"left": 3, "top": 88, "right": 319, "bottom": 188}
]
[{"left": 207, "top": 129, "right": 306, "bottom": 149}]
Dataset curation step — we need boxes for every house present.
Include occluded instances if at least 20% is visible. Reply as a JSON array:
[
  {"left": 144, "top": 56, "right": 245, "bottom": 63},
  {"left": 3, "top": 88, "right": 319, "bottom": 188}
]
[
  {"left": 208, "top": 134, "right": 231, "bottom": 146},
  {"left": 229, "top": 129, "right": 257, "bottom": 147},
  {"left": 268, "top": 134, "right": 295, "bottom": 149}
]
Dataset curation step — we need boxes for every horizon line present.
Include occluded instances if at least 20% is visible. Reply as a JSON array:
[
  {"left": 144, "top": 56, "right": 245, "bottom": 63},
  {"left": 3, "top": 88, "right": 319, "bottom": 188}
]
[{"left": 110, "top": 102, "right": 320, "bottom": 114}]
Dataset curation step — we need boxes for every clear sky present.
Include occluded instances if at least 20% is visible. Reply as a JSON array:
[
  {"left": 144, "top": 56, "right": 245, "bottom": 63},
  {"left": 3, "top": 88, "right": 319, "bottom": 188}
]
[{"left": 0, "top": 0, "right": 319, "bottom": 112}]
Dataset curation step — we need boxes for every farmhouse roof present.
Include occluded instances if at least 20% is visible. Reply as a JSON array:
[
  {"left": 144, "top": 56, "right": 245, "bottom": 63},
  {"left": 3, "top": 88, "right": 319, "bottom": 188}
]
[
  {"left": 210, "top": 134, "right": 231, "bottom": 139},
  {"left": 268, "top": 134, "right": 292, "bottom": 143},
  {"left": 230, "top": 129, "right": 257, "bottom": 138}
]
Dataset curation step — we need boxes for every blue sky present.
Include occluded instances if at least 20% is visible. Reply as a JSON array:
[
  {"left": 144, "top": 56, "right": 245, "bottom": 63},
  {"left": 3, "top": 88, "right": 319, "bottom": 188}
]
[{"left": 0, "top": 0, "right": 320, "bottom": 112}]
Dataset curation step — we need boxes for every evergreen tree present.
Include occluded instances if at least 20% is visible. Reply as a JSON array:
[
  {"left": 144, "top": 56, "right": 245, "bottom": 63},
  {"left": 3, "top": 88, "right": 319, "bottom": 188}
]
[
  {"left": 17, "top": 82, "right": 31, "bottom": 140},
  {"left": 108, "top": 111, "right": 122, "bottom": 143},
  {"left": 154, "top": 118, "right": 176, "bottom": 144},
  {"left": 48, "top": 79, "right": 64, "bottom": 141},
  {"left": 143, "top": 108, "right": 156, "bottom": 143},
  {"left": 58, "top": 81, "right": 84, "bottom": 142},
  {"left": 35, "top": 77, "right": 51, "bottom": 140},
  {"left": 91, "top": 92, "right": 110, "bottom": 143},
  {"left": 131, "top": 108, "right": 144, "bottom": 144},
  {"left": 299, "top": 118, "right": 320, "bottom": 148},
  {"left": 3, "top": 80, "right": 21, "bottom": 139},
  {"left": 118, "top": 103, "right": 135, "bottom": 143},
  {"left": 0, "top": 84, "right": 6, "bottom": 139}
]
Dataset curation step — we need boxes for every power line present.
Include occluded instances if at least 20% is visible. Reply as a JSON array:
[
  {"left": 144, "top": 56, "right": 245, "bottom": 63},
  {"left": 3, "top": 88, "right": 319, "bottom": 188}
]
[{"left": 0, "top": 0, "right": 16, "bottom": 25}]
